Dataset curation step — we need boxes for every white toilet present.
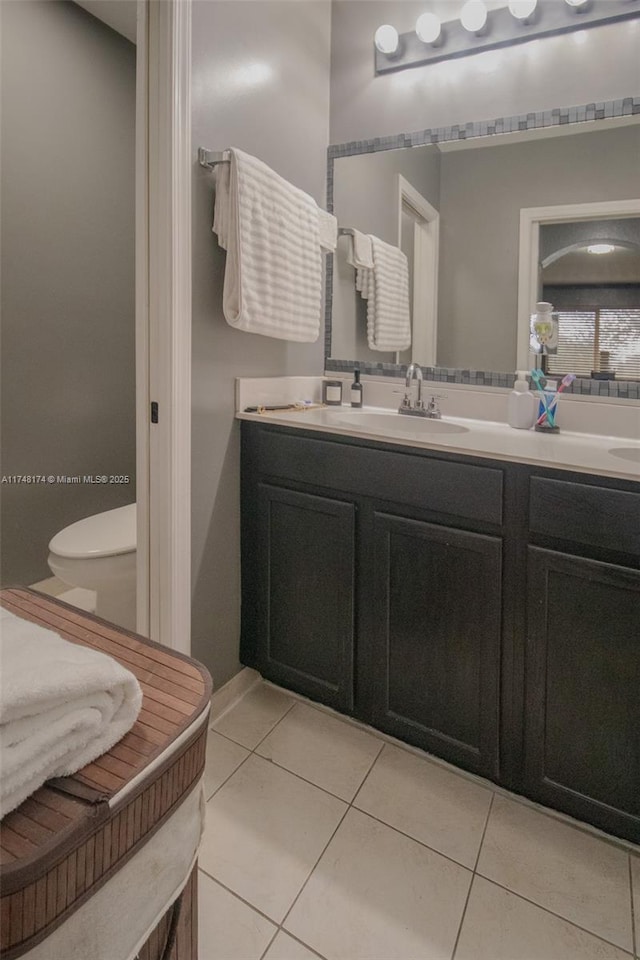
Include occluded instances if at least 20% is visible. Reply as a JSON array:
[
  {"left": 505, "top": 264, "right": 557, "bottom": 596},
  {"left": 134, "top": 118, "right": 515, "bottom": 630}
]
[{"left": 48, "top": 503, "right": 137, "bottom": 631}]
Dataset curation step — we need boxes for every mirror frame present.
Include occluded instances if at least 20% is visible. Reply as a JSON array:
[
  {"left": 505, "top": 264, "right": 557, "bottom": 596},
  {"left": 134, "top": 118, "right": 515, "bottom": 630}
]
[{"left": 324, "top": 96, "right": 640, "bottom": 401}]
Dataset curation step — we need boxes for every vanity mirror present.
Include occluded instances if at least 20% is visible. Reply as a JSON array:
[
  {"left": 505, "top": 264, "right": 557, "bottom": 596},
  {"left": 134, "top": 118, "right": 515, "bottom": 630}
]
[{"left": 325, "top": 99, "right": 640, "bottom": 395}]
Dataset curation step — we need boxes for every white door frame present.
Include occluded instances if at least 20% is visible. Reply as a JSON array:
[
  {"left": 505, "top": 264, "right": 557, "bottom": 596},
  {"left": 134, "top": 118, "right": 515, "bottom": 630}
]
[
  {"left": 396, "top": 175, "right": 439, "bottom": 366},
  {"left": 135, "top": 0, "right": 192, "bottom": 653},
  {"left": 516, "top": 198, "right": 640, "bottom": 372}
]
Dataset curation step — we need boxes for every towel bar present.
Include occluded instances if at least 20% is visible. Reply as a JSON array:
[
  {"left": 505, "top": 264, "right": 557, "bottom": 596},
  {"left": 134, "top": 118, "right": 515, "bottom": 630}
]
[
  {"left": 198, "top": 147, "right": 231, "bottom": 169},
  {"left": 338, "top": 227, "right": 356, "bottom": 237}
]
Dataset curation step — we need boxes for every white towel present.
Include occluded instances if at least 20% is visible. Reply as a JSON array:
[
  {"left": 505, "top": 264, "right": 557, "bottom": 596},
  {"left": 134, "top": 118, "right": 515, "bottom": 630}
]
[
  {"left": 346, "top": 229, "right": 374, "bottom": 270},
  {"left": 319, "top": 209, "right": 338, "bottom": 252},
  {"left": 356, "top": 235, "right": 411, "bottom": 352},
  {"left": 212, "top": 148, "right": 323, "bottom": 342},
  {"left": 0, "top": 607, "right": 142, "bottom": 818}
]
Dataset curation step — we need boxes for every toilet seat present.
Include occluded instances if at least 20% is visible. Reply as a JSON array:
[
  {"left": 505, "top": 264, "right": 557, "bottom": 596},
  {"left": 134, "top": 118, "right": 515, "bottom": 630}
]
[{"left": 48, "top": 504, "right": 136, "bottom": 560}]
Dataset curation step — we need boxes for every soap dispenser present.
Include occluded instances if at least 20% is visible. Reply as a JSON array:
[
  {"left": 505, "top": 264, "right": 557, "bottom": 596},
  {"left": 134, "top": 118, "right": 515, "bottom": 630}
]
[{"left": 507, "top": 371, "right": 536, "bottom": 429}]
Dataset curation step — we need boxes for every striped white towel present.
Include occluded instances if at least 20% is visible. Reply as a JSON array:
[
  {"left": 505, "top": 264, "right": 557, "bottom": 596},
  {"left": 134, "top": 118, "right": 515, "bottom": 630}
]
[
  {"left": 347, "top": 229, "right": 374, "bottom": 269},
  {"left": 213, "top": 148, "right": 323, "bottom": 342},
  {"left": 356, "top": 235, "right": 411, "bottom": 352}
]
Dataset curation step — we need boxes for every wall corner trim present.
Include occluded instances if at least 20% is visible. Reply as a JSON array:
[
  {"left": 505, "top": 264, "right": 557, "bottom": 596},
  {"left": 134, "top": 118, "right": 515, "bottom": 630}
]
[{"left": 145, "top": 0, "right": 192, "bottom": 653}]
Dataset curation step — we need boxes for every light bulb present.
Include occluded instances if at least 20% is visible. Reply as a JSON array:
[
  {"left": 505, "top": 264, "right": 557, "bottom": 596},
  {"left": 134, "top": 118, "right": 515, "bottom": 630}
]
[
  {"left": 508, "top": 0, "right": 537, "bottom": 20},
  {"left": 587, "top": 244, "right": 615, "bottom": 255},
  {"left": 565, "top": 0, "right": 588, "bottom": 7},
  {"left": 416, "top": 12, "right": 441, "bottom": 43},
  {"left": 460, "top": 0, "right": 488, "bottom": 33},
  {"left": 374, "top": 24, "right": 399, "bottom": 54}
]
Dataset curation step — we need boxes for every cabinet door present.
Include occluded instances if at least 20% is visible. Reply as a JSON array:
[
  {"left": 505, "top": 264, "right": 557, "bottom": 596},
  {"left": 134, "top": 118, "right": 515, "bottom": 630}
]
[
  {"left": 525, "top": 547, "right": 640, "bottom": 843},
  {"left": 254, "top": 484, "right": 355, "bottom": 711},
  {"left": 370, "top": 512, "right": 502, "bottom": 778}
]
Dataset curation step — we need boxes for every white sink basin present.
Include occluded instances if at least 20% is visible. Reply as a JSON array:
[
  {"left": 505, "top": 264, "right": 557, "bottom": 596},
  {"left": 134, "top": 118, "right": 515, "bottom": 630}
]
[
  {"left": 325, "top": 410, "right": 470, "bottom": 436},
  {"left": 608, "top": 447, "right": 640, "bottom": 464}
]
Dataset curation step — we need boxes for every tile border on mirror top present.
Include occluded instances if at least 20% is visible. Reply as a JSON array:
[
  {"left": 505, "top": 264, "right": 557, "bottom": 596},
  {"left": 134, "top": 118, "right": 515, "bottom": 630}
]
[{"left": 324, "top": 94, "right": 640, "bottom": 401}]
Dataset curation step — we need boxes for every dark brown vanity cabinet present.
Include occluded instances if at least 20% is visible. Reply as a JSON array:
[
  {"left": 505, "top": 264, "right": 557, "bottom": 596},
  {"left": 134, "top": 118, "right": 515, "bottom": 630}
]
[
  {"left": 369, "top": 514, "right": 502, "bottom": 779},
  {"left": 241, "top": 422, "right": 640, "bottom": 843},
  {"left": 251, "top": 483, "right": 355, "bottom": 712},
  {"left": 523, "top": 477, "right": 640, "bottom": 842}
]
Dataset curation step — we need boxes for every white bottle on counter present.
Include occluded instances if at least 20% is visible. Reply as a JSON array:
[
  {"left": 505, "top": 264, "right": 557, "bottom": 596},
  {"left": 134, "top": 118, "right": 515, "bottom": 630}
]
[{"left": 507, "top": 371, "right": 537, "bottom": 429}]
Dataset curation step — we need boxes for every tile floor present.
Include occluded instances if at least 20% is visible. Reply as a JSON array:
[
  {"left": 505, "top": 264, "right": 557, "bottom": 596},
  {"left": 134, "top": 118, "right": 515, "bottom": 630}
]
[
  {"left": 30, "top": 576, "right": 96, "bottom": 613},
  {"left": 198, "top": 681, "right": 639, "bottom": 960}
]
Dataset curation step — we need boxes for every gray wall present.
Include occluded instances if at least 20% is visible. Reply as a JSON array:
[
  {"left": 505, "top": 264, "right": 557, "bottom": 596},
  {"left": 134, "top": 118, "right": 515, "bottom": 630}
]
[
  {"left": 436, "top": 125, "right": 640, "bottom": 370},
  {"left": 330, "top": 2, "right": 640, "bottom": 143},
  {"left": 0, "top": 1, "right": 136, "bottom": 586},
  {"left": 331, "top": 144, "right": 440, "bottom": 362},
  {"left": 191, "top": 1, "right": 331, "bottom": 688}
]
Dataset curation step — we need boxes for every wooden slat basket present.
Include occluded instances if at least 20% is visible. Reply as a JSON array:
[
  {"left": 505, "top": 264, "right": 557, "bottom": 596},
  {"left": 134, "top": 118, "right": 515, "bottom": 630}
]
[{"left": 0, "top": 588, "right": 212, "bottom": 960}]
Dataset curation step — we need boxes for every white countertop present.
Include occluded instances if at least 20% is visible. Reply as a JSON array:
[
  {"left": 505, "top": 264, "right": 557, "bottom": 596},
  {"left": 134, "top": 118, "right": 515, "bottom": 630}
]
[{"left": 237, "top": 405, "right": 640, "bottom": 482}]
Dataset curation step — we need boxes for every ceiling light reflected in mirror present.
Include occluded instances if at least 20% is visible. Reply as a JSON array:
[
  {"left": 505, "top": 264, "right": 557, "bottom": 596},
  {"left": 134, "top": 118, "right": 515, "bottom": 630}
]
[{"left": 588, "top": 243, "right": 616, "bottom": 254}]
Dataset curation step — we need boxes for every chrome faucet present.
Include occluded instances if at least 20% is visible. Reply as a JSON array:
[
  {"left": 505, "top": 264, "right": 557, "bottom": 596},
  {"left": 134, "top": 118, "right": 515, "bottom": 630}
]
[
  {"left": 399, "top": 363, "right": 425, "bottom": 416},
  {"left": 398, "top": 367, "right": 445, "bottom": 419}
]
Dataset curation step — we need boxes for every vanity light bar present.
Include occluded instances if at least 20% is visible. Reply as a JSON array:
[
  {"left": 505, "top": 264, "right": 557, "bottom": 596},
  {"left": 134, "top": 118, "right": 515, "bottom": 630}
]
[{"left": 375, "top": 0, "right": 640, "bottom": 75}]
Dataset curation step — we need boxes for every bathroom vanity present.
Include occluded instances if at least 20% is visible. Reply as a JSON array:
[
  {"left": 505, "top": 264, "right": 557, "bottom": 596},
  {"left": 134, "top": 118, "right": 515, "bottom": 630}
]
[{"left": 239, "top": 410, "right": 640, "bottom": 844}]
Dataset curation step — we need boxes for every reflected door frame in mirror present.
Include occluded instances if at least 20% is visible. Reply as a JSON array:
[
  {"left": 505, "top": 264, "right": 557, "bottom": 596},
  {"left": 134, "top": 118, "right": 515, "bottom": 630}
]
[
  {"left": 397, "top": 175, "right": 439, "bottom": 366},
  {"left": 517, "top": 198, "right": 640, "bottom": 371}
]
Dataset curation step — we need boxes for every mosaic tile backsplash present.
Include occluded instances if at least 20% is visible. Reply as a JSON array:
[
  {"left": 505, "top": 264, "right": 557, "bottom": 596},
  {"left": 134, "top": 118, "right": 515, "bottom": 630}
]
[
  {"left": 324, "top": 359, "right": 639, "bottom": 400},
  {"left": 324, "top": 97, "right": 640, "bottom": 401}
]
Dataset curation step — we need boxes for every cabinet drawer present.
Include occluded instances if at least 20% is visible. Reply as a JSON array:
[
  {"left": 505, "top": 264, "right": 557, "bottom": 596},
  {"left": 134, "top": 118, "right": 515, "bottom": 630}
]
[
  {"left": 529, "top": 477, "right": 640, "bottom": 556},
  {"left": 253, "top": 428, "right": 503, "bottom": 526}
]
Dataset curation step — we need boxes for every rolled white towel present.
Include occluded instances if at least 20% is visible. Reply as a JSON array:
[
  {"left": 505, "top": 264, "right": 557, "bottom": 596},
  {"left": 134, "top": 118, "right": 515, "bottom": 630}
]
[
  {"left": 319, "top": 209, "right": 338, "bottom": 252},
  {"left": 347, "top": 229, "right": 374, "bottom": 270},
  {"left": 0, "top": 606, "right": 142, "bottom": 818}
]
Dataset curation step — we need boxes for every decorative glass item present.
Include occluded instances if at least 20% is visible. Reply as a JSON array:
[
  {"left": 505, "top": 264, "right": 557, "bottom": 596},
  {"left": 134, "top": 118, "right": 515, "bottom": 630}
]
[{"left": 530, "top": 301, "right": 559, "bottom": 354}]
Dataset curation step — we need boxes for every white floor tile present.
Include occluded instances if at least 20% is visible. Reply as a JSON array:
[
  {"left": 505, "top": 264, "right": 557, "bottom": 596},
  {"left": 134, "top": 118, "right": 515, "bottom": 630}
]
[
  {"left": 285, "top": 807, "right": 471, "bottom": 960},
  {"left": 212, "top": 683, "right": 294, "bottom": 749},
  {"left": 203, "top": 731, "right": 249, "bottom": 800},
  {"left": 263, "top": 931, "right": 323, "bottom": 960},
  {"left": 455, "top": 875, "right": 633, "bottom": 960},
  {"left": 354, "top": 743, "right": 492, "bottom": 867},
  {"left": 29, "top": 576, "right": 68, "bottom": 597},
  {"left": 58, "top": 587, "right": 96, "bottom": 613},
  {"left": 631, "top": 856, "right": 639, "bottom": 956},
  {"left": 198, "top": 871, "right": 276, "bottom": 960},
  {"left": 256, "top": 703, "right": 382, "bottom": 801},
  {"left": 477, "top": 795, "right": 633, "bottom": 953},
  {"left": 199, "top": 754, "right": 346, "bottom": 923}
]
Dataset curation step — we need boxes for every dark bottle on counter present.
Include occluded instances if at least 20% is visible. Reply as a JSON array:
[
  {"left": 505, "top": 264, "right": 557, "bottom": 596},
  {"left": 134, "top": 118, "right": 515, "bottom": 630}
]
[{"left": 350, "top": 368, "right": 363, "bottom": 408}]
